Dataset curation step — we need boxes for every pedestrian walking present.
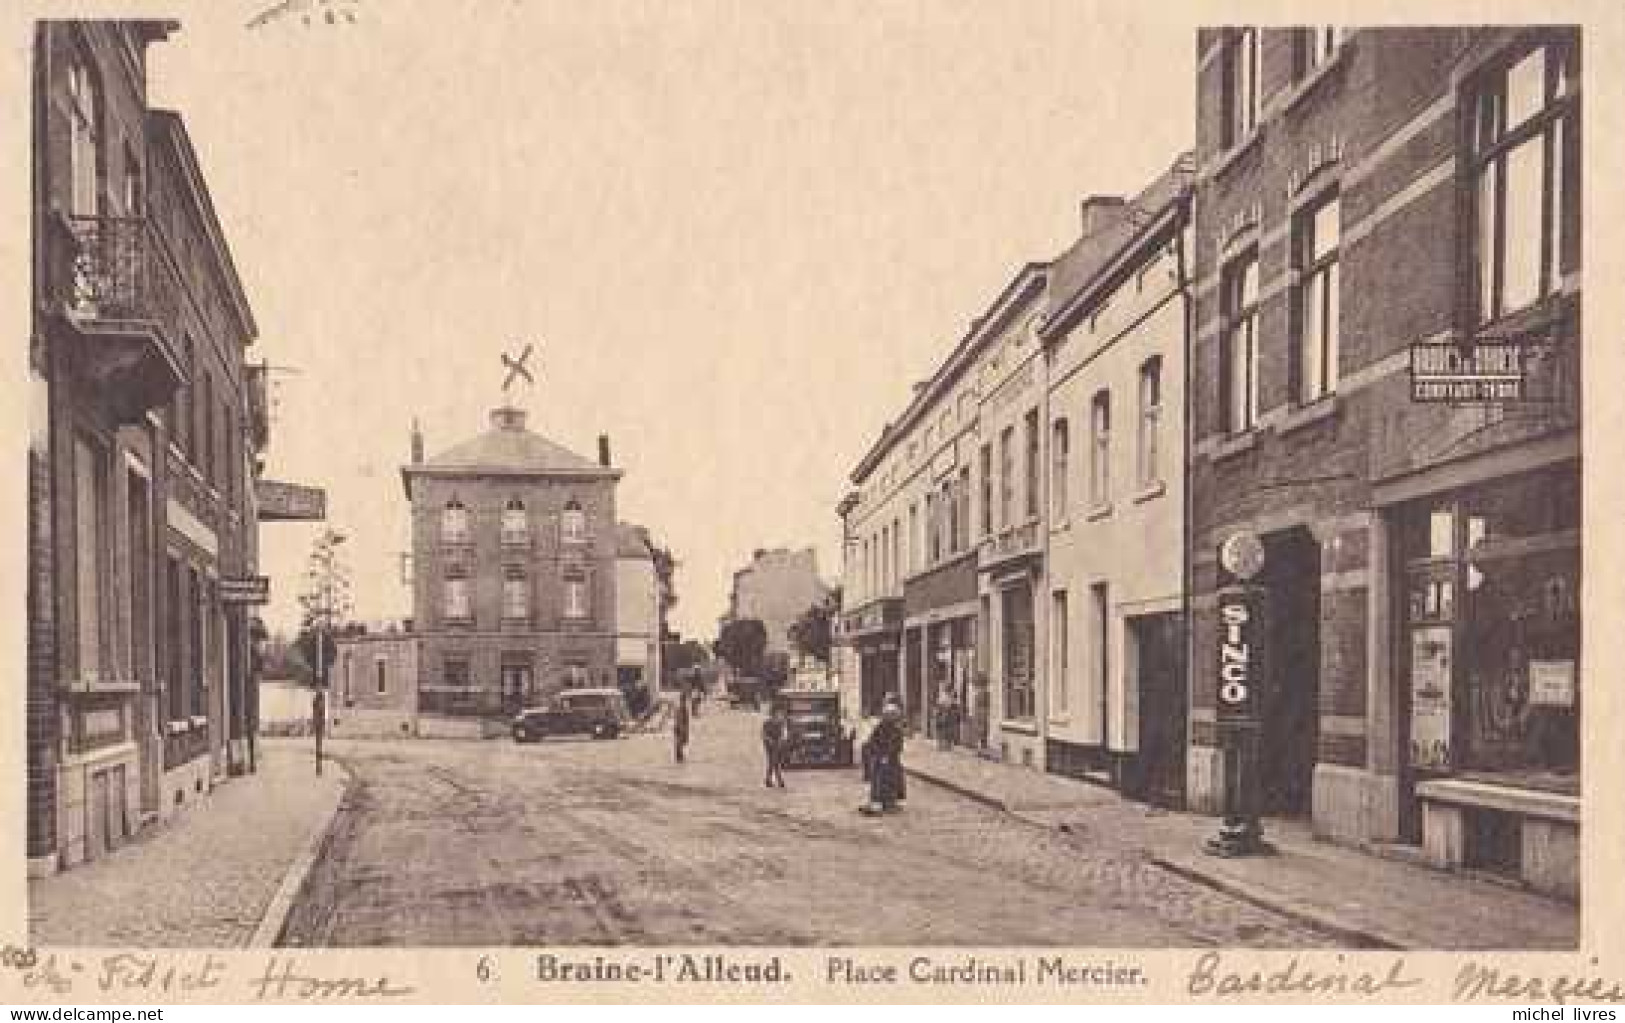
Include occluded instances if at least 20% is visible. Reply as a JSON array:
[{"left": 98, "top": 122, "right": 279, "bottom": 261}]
[
  {"left": 860, "top": 701, "right": 906, "bottom": 814},
  {"left": 934, "top": 685, "right": 959, "bottom": 751},
  {"left": 761, "top": 702, "right": 788, "bottom": 788},
  {"left": 672, "top": 683, "right": 691, "bottom": 763}
]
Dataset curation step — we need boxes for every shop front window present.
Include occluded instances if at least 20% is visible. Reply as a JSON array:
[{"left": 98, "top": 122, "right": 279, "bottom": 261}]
[
  {"left": 1001, "top": 585, "right": 1035, "bottom": 722},
  {"left": 1402, "top": 466, "right": 1580, "bottom": 792}
]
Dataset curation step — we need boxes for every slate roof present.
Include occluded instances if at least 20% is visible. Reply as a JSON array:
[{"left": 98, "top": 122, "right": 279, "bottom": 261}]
[{"left": 407, "top": 407, "right": 618, "bottom": 478}]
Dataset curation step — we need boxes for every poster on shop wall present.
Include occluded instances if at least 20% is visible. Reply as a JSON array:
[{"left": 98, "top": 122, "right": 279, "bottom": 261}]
[{"left": 1410, "top": 625, "right": 1453, "bottom": 770}]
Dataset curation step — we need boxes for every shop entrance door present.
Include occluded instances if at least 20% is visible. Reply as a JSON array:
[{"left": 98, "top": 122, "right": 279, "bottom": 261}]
[
  {"left": 904, "top": 628, "right": 924, "bottom": 733},
  {"left": 1131, "top": 613, "right": 1188, "bottom": 808},
  {"left": 1261, "top": 528, "right": 1320, "bottom": 817}
]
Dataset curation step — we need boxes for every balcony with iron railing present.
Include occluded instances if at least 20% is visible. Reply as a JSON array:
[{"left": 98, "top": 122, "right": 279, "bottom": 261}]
[
  {"left": 49, "top": 212, "right": 185, "bottom": 422},
  {"left": 979, "top": 518, "right": 1044, "bottom": 571}
]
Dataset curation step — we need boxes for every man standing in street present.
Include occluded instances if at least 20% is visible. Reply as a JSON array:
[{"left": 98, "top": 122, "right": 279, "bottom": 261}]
[
  {"left": 761, "top": 702, "right": 788, "bottom": 788},
  {"left": 672, "top": 681, "right": 691, "bottom": 763}
]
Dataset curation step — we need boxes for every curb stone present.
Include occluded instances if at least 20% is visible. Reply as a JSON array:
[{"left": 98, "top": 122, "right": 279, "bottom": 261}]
[
  {"left": 1149, "top": 855, "right": 1405, "bottom": 950},
  {"left": 247, "top": 755, "right": 352, "bottom": 948},
  {"left": 908, "top": 762, "right": 1402, "bottom": 949}
]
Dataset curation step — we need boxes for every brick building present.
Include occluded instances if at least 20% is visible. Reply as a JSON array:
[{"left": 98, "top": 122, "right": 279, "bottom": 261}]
[
  {"left": 29, "top": 20, "right": 269, "bottom": 873},
  {"left": 1189, "top": 28, "right": 1579, "bottom": 896},
  {"left": 402, "top": 407, "right": 622, "bottom": 737}
]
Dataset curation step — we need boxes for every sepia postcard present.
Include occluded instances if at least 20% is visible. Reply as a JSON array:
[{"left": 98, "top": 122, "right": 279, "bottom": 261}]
[{"left": 2, "top": 0, "right": 1623, "bottom": 1007}]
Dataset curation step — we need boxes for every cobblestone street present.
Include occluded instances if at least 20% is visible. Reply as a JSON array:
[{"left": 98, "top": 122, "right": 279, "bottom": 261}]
[{"left": 279, "top": 707, "right": 1338, "bottom": 947}]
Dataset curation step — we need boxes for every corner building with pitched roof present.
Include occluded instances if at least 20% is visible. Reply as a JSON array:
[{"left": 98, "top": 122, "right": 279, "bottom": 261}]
[{"left": 402, "top": 405, "right": 622, "bottom": 737}]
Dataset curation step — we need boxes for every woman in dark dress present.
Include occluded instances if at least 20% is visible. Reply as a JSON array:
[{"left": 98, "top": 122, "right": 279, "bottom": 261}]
[{"left": 861, "top": 703, "right": 906, "bottom": 814}]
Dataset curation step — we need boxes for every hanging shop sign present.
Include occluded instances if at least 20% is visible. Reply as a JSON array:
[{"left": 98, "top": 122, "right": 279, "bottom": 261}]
[
  {"left": 1409, "top": 625, "right": 1453, "bottom": 770},
  {"left": 256, "top": 479, "right": 327, "bottom": 521},
  {"left": 220, "top": 575, "right": 271, "bottom": 605}
]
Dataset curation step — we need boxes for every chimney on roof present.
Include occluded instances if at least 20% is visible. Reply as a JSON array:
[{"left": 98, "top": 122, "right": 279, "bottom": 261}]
[
  {"left": 490, "top": 406, "right": 527, "bottom": 431},
  {"left": 1080, "top": 195, "right": 1128, "bottom": 237},
  {"left": 598, "top": 434, "right": 612, "bottom": 467},
  {"left": 410, "top": 418, "right": 424, "bottom": 464}
]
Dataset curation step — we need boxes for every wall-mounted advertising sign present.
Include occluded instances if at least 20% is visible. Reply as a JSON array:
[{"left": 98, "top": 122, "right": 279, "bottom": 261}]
[
  {"left": 1215, "top": 588, "right": 1262, "bottom": 727},
  {"left": 1411, "top": 341, "right": 1524, "bottom": 403}
]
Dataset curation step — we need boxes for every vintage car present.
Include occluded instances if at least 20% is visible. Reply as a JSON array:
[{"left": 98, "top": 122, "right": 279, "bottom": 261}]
[
  {"left": 775, "top": 689, "right": 856, "bottom": 768},
  {"left": 512, "top": 688, "right": 630, "bottom": 742}
]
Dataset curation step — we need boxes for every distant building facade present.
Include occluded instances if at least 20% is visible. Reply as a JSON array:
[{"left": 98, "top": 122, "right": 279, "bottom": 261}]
[
  {"left": 29, "top": 20, "right": 270, "bottom": 873},
  {"left": 615, "top": 522, "right": 664, "bottom": 694},
  {"left": 402, "top": 407, "right": 621, "bottom": 737},
  {"left": 722, "top": 547, "right": 831, "bottom": 661}
]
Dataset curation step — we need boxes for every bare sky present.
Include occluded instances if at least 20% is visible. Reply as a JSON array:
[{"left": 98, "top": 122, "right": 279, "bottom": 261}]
[{"left": 144, "top": 0, "right": 1192, "bottom": 640}]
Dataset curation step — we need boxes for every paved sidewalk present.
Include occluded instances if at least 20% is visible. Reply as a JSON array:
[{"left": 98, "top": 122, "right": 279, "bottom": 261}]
[
  {"left": 904, "top": 741, "right": 1579, "bottom": 950},
  {"left": 28, "top": 741, "right": 345, "bottom": 948}
]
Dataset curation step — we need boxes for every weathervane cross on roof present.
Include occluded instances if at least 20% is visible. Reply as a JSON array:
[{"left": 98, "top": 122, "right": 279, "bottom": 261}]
[{"left": 501, "top": 342, "right": 536, "bottom": 396}]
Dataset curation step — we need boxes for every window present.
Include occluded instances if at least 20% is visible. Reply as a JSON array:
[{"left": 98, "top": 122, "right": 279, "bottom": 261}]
[
  {"left": 1471, "top": 35, "right": 1578, "bottom": 324},
  {"left": 1089, "top": 391, "right": 1111, "bottom": 508},
  {"left": 908, "top": 504, "right": 918, "bottom": 572},
  {"left": 217, "top": 397, "right": 231, "bottom": 490},
  {"left": 1221, "top": 251, "right": 1260, "bottom": 433},
  {"left": 121, "top": 140, "right": 142, "bottom": 217},
  {"left": 165, "top": 556, "right": 183, "bottom": 720},
  {"left": 198, "top": 372, "right": 214, "bottom": 486},
  {"left": 1023, "top": 408, "right": 1040, "bottom": 519},
  {"left": 440, "top": 498, "right": 469, "bottom": 544},
  {"left": 443, "top": 576, "right": 470, "bottom": 622},
  {"left": 1092, "top": 582, "right": 1110, "bottom": 747},
  {"left": 995, "top": 431, "right": 1016, "bottom": 530},
  {"left": 956, "top": 467, "right": 971, "bottom": 551},
  {"left": 1297, "top": 27, "right": 1344, "bottom": 78},
  {"left": 943, "top": 482, "right": 958, "bottom": 557},
  {"left": 926, "top": 493, "right": 939, "bottom": 564},
  {"left": 563, "top": 663, "right": 589, "bottom": 689},
  {"left": 66, "top": 54, "right": 101, "bottom": 216},
  {"left": 443, "top": 656, "right": 470, "bottom": 687},
  {"left": 1401, "top": 467, "right": 1579, "bottom": 787},
  {"left": 891, "top": 517, "right": 901, "bottom": 583},
  {"left": 375, "top": 658, "right": 388, "bottom": 695},
  {"left": 564, "top": 578, "right": 588, "bottom": 619},
  {"left": 1001, "top": 585, "right": 1035, "bottom": 722},
  {"left": 502, "top": 568, "right": 529, "bottom": 621},
  {"left": 73, "top": 434, "right": 109, "bottom": 680},
  {"left": 1051, "top": 590, "right": 1070, "bottom": 718},
  {"left": 1223, "top": 28, "right": 1262, "bottom": 148},
  {"left": 561, "top": 500, "right": 586, "bottom": 543},
  {"left": 979, "top": 443, "right": 993, "bottom": 537},
  {"left": 1295, "top": 194, "right": 1341, "bottom": 403},
  {"left": 1051, "top": 418, "right": 1070, "bottom": 517},
  {"left": 501, "top": 498, "right": 528, "bottom": 545},
  {"left": 1138, "top": 356, "right": 1163, "bottom": 487}
]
